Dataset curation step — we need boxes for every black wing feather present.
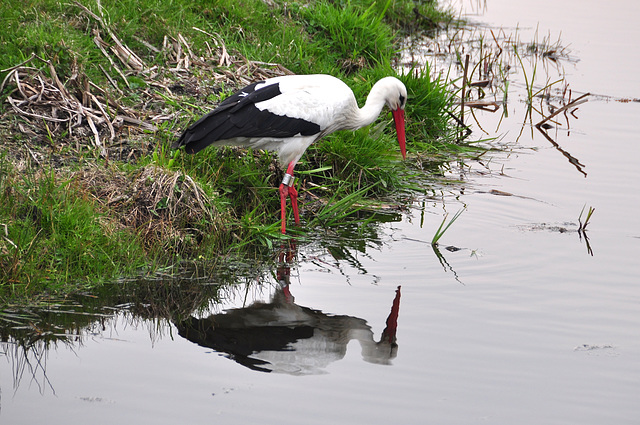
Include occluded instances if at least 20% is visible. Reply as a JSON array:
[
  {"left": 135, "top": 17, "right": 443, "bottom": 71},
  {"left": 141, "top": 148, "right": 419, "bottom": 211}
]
[{"left": 173, "top": 81, "right": 321, "bottom": 154}]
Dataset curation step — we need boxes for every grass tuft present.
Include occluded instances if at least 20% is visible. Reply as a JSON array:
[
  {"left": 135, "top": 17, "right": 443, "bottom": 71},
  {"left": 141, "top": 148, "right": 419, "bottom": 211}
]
[
  {"left": 578, "top": 204, "right": 595, "bottom": 232},
  {"left": 431, "top": 208, "right": 465, "bottom": 246}
]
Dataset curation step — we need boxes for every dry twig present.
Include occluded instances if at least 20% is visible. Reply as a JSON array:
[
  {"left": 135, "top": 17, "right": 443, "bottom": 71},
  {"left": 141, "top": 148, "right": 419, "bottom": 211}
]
[{"left": 536, "top": 92, "right": 590, "bottom": 128}]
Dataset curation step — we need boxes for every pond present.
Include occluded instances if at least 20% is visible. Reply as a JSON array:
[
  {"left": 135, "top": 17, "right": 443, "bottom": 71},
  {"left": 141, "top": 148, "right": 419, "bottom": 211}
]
[{"left": 2, "top": 1, "right": 639, "bottom": 423}]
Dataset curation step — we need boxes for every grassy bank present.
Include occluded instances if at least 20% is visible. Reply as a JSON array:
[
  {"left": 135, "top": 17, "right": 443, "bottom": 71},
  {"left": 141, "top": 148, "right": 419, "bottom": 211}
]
[{"left": 0, "top": 0, "right": 463, "bottom": 298}]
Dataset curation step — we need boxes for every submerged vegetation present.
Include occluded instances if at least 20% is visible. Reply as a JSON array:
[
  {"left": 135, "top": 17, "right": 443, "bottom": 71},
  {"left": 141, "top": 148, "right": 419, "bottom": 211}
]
[{"left": 0, "top": 0, "right": 467, "bottom": 298}]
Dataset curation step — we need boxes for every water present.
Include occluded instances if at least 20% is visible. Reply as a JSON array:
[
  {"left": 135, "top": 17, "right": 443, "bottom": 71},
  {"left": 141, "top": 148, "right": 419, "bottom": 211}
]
[{"left": 2, "top": 1, "right": 640, "bottom": 423}]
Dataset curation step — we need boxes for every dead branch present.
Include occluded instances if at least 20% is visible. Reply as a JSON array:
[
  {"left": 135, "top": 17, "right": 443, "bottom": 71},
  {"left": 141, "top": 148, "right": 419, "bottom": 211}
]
[
  {"left": 74, "top": 1, "right": 145, "bottom": 71},
  {"left": 536, "top": 92, "right": 590, "bottom": 128},
  {"left": 463, "top": 99, "right": 500, "bottom": 112},
  {"left": 94, "top": 34, "right": 130, "bottom": 88}
]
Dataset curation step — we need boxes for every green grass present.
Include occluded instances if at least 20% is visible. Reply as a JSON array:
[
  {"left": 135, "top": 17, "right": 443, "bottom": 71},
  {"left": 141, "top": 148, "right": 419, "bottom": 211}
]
[
  {"left": 0, "top": 159, "right": 146, "bottom": 293},
  {"left": 296, "top": 0, "right": 394, "bottom": 69},
  {"left": 0, "top": 0, "right": 464, "bottom": 298},
  {"left": 431, "top": 208, "right": 465, "bottom": 246},
  {"left": 578, "top": 204, "right": 595, "bottom": 232}
]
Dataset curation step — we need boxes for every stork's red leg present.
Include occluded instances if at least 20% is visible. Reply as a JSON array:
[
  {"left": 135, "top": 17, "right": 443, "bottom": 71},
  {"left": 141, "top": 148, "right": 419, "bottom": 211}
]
[
  {"left": 289, "top": 184, "right": 300, "bottom": 225},
  {"left": 279, "top": 183, "right": 289, "bottom": 234},
  {"left": 279, "top": 162, "right": 299, "bottom": 234}
]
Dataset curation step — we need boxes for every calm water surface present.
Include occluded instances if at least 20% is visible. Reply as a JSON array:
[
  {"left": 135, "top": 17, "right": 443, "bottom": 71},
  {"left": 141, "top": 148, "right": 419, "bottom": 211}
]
[{"left": 2, "top": 1, "right": 639, "bottom": 424}]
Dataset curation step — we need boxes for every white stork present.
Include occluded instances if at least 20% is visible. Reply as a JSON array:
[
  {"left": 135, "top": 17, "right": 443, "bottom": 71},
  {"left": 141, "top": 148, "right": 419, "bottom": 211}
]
[{"left": 173, "top": 74, "right": 407, "bottom": 234}]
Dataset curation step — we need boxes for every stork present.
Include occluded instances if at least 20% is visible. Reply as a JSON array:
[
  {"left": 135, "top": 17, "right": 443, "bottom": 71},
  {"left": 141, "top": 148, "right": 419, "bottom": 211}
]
[{"left": 173, "top": 74, "right": 407, "bottom": 234}]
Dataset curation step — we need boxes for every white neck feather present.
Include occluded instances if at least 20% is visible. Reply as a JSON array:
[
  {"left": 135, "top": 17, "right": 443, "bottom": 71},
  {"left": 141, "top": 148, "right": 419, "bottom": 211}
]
[{"left": 345, "top": 77, "right": 399, "bottom": 130}]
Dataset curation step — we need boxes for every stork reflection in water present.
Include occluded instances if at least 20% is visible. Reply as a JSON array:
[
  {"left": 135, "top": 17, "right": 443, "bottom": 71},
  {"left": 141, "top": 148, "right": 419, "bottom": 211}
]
[{"left": 175, "top": 244, "right": 401, "bottom": 375}]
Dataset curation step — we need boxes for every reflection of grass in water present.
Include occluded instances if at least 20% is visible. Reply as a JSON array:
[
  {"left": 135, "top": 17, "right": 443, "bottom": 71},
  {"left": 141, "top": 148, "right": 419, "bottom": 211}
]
[
  {"left": 3, "top": 337, "right": 57, "bottom": 395},
  {"left": 0, "top": 270, "right": 234, "bottom": 393}
]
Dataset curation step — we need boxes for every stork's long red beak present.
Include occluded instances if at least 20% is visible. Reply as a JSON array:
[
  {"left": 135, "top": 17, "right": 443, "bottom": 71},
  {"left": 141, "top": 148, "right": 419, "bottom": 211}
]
[{"left": 392, "top": 108, "right": 406, "bottom": 159}]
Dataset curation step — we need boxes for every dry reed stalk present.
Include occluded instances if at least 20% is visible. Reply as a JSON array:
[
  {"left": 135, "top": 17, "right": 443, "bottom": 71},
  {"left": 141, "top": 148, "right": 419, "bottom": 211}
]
[
  {"left": 75, "top": 1, "right": 145, "bottom": 71},
  {"left": 536, "top": 92, "right": 590, "bottom": 128},
  {"left": 93, "top": 34, "right": 130, "bottom": 88},
  {"left": 460, "top": 54, "right": 470, "bottom": 128},
  {"left": 464, "top": 99, "right": 500, "bottom": 112}
]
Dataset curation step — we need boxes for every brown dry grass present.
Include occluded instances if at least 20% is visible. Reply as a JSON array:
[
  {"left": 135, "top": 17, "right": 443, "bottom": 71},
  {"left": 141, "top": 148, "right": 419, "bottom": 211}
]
[{"left": 74, "top": 165, "right": 222, "bottom": 254}]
